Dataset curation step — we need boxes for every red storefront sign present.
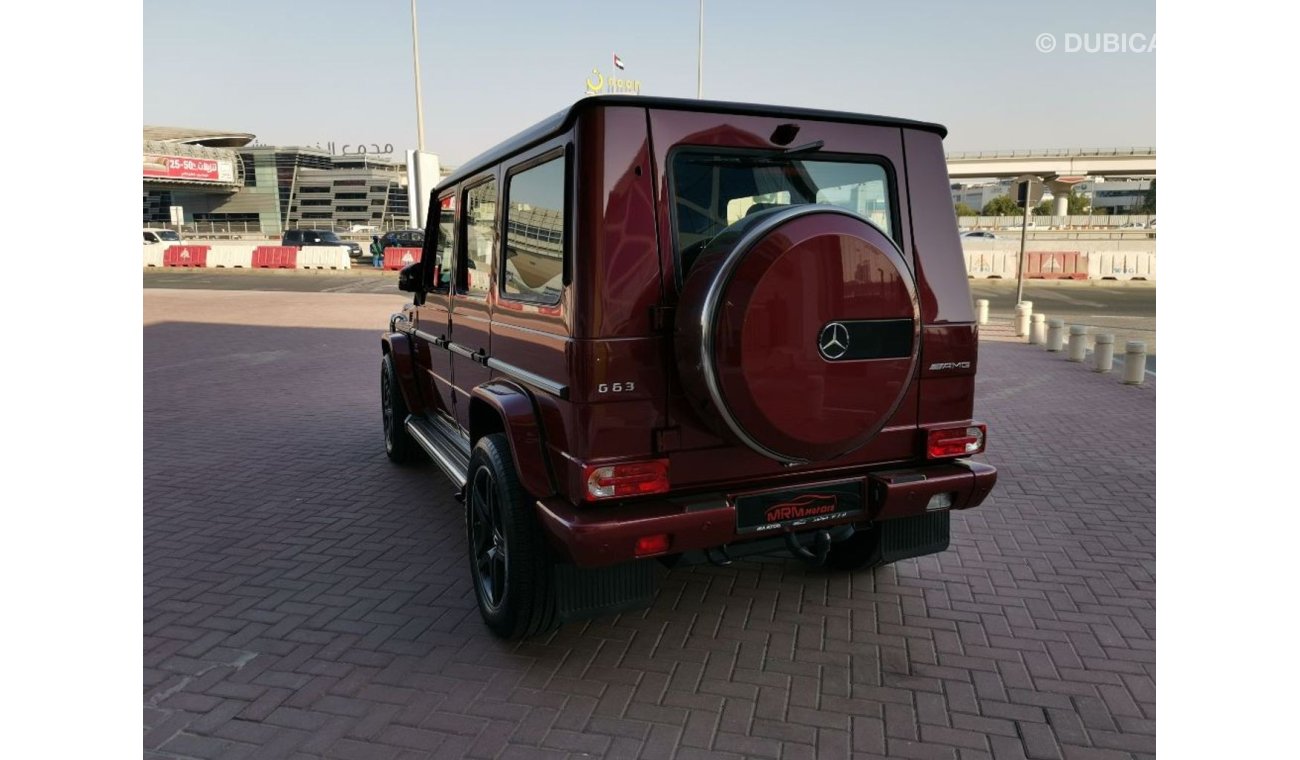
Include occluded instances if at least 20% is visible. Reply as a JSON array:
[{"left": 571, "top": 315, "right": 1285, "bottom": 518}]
[{"left": 143, "top": 154, "right": 233, "bottom": 182}]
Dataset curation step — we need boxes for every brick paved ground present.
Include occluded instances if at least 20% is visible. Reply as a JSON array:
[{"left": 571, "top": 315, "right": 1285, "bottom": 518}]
[{"left": 145, "top": 290, "right": 1155, "bottom": 760}]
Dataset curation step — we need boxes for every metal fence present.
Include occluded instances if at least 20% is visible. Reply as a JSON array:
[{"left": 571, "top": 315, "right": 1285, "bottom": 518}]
[
  {"left": 956, "top": 214, "right": 1155, "bottom": 230},
  {"left": 151, "top": 220, "right": 418, "bottom": 240}
]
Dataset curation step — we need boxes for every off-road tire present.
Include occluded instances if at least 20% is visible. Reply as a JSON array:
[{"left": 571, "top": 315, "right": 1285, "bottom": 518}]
[
  {"left": 381, "top": 354, "right": 423, "bottom": 464},
  {"left": 466, "top": 434, "right": 560, "bottom": 639}
]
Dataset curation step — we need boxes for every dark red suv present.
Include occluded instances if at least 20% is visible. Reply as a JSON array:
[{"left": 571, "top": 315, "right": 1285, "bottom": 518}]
[{"left": 380, "top": 96, "right": 996, "bottom": 638}]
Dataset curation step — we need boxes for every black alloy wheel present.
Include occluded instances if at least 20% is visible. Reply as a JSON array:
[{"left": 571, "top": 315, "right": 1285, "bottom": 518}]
[{"left": 469, "top": 465, "right": 507, "bottom": 612}]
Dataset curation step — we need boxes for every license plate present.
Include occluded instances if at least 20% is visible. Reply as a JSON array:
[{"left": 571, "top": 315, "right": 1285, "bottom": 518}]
[{"left": 732, "top": 480, "right": 865, "bottom": 534}]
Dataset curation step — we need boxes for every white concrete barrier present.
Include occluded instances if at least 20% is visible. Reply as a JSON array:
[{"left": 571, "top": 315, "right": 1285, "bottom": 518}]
[
  {"left": 143, "top": 245, "right": 164, "bottom": 267},
  {"left": 975, "top": 299, "right": 989, "bottom": 325},
  {"left": 1014, "top": 303, "right": 1031, "bottom": 337},
  {"left": 205, "top": 243, "right": 256, "bottom": 269},
  {"left": 297, "top": 246, "right": 352, "bottom": 270},
  {"left": 1067, "top": 325, "right": 1090, "bottom": 362},
  {"left": 1046, "top": 319, "right": 1065, "bottom": 352},
  {"left": 964, "top": 250, "right": 1018, "bottom": 279},
  {"left": 1090, "top": 251, "right": 1156, "bottom": 281},
  {"left": 1029, "top": 314, "right": 1046, "bottom": 345},
  {"left": 1123, "top": 341, "right": 1147, "bottom": 385},
  {"left": 1093, "top": 333, "right": 1115, "bottom": 373}
]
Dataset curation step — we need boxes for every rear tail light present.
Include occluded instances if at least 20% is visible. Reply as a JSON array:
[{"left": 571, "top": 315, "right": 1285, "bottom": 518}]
[
  {"left": 583, "top": 459, "right": 670, "bottom": 500},
  {"left": 927, "top": 424, "right": 987, "bottom": 459}
]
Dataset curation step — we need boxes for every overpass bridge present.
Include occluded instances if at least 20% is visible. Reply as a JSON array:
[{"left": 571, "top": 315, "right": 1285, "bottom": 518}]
[{"left": 945, "top": 147, "right": 1154, "bottom": 215}]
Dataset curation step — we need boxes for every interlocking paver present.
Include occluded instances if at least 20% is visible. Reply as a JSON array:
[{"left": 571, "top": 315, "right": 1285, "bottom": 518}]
[{"left": 145, "top": 291, "right": 1155, "bottom": 759}]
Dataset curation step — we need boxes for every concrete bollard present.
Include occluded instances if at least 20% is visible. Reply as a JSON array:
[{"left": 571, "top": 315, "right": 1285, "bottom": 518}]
[
  {"left": 1067, "top": 325, "right": 1090, "bottom": 362},
  {"left": 1046, "top": 319, "right": 1065, "bottom": 351},
  {"left": 1029, "top": 313, "right": 1046, "bottom": 345},
  {"left": 975, "top": 299, "right": 989, "bottom": 325},
  {"left": 1019, "top": 301, "right": 1032, "bottom": 315},
  {"left": 1014, "top": 303, "right": 1032, "bottom": 337},
  {"left": 1093, "top": 333, "right": 1115, "bottom": 372},
  {"left": 1123, "top": 341, "right": 1147, "bottom": 385}
]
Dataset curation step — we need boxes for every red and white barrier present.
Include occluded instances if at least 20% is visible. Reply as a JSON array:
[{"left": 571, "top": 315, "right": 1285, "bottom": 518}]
[
  {"left": 963, "top": 245, "right": 1156, "bottom": 281},
  {"left": 297, "top": 245, "right": 352, "bottom": 270},
  {"left": 383, "top": 247, "right": 422, "bottom": 271},
  {"left": 163, "top": 245, "right": 209, "bottom": 267},
  {"left": 1027, "top": 252, "right": 1088, "bottom": 280},
  {"left": 252, "top": 246, "right": 297, "bottom": 268}
]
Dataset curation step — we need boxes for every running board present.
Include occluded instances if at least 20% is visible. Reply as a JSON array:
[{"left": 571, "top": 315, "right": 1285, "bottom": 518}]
[{"left": 405, "top": 415, "right": 471, "bottom": 488}]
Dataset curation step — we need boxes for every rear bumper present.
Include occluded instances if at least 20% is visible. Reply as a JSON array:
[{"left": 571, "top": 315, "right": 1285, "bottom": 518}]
[{"left": 536, "top": 459, "right": 996, "bottom": 568}]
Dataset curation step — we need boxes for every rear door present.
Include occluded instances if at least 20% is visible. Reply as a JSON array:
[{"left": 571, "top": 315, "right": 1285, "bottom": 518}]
[
  {"left": 411, "top": 192, "right": 459, "bottom": 424},
  {"left": 448, "top": 174, "right": 499, "bottom": 432}
]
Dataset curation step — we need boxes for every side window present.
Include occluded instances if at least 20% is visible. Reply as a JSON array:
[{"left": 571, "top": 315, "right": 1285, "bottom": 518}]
[
  {"left": 461, "top": 178, "right": 497, "bottom": 296},
  {"left": 502, "top": 156, "right": 566, "bottom": 304},
  {"left": 428, "top": 195, "right": 456, "bottom": 291}
]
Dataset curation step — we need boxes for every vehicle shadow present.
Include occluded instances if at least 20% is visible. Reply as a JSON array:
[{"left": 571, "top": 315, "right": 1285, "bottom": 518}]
[{"left": 145, "top": 320, "right": 926, "bottom": 749}]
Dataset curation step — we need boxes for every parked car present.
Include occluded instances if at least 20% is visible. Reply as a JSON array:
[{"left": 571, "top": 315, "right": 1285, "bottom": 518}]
[
  {"left": 379, "top": 229, "right": 425, "bottom": 251},
  {"left": 282, "top": 229, "right": 363, "bottom": 259},
  {"left": 143, "top": 228, "right": 182, "bottom": 245},
  {"left": 959, "top": 230, "right": 997, "bottom": 239},
  {"left": 380, "top": 96, "right": 997, "bottom": 638},
  {"left": 1119, "top": 221, "right": 1147, "bottom": 229}
]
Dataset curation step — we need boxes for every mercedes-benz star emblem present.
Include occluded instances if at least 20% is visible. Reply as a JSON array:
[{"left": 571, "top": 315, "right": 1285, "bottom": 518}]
[{"left": 818, "top": 322, "right": 850, "bottom": 360}]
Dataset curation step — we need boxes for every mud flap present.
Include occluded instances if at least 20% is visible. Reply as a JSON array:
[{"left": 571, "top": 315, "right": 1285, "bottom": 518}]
[
  {"left": 878, "top": 511, "right": 950, "bottom": 564},
  {"left": 553, "top": 559, "right": 659, "bottom": 624}
]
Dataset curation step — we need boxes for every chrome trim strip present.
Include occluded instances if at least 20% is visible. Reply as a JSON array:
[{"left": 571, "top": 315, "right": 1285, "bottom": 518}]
[
  {"left": 405, "top": 416, "right": 467, "bottom": 488},
  {"left": 696, "top": 206, "right": 917, "bottom": 465},
  {"left": 485, "top": 358, "right": 569, "bottom": 399}
]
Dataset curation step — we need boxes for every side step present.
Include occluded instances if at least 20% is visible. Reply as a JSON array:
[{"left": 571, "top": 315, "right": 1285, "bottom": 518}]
[{"left": 405, "top": 415, "right": 471, "bottom": 488}]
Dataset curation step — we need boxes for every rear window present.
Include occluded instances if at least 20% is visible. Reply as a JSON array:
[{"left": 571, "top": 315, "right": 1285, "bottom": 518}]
[{"left": 671, "top": 149, "right": 894, "bottom": 276}]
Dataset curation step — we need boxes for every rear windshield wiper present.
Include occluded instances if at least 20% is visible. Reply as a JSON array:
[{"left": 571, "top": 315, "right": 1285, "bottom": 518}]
[
  {"left": 686, "top": 141, "right": 826, "bottom": 168},
  {"left": 781, "top": 139, "right": 824, "bottom": 155}
]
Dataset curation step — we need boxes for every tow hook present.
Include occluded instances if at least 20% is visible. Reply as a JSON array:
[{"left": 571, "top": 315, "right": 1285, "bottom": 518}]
[
  {"left": 786, "top": 530, "right": 833, "bottom": 566},
  {"left": 704, "top": 545, "right": 733, "bottom": 567}
]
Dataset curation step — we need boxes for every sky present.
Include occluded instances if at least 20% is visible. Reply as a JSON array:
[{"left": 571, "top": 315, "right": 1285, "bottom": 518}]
[{"left": 144, "top": 1, "right": 1155, "bottom": 167}]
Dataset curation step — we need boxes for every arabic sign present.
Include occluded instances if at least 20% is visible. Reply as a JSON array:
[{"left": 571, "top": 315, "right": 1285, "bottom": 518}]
[
  {"left": 143, "top": 154, "right": 236, "bottom": 183},
  {"left": 584, "top": 68, "right": 642, "bottom": 96},
  {"left": 315, "top": 142, "right": 397, "bottom": 156}
]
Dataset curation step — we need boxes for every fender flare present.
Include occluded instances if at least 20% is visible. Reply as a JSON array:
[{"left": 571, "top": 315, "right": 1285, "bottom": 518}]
[
  {"left": 380, "top": 332, "right": 426, "bottom": 416},
  {"left": 469, "top": 380, "right": 556, "bottom": 500}
]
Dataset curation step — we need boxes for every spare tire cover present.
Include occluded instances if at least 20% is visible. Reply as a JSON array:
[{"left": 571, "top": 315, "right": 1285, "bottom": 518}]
[{"left": 675, "top": 205, "right": 919, "bottom": 463}]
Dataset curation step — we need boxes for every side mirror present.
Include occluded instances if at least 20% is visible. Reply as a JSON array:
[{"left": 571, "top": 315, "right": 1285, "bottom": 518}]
[{"left": 397, "top": 261, "right": 426, "bottom": 294}]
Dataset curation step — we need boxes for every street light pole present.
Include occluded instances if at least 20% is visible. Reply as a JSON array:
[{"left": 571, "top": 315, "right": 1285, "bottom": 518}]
[
  {"left": 1013, "top": 174, "right": 1040, "bottom": 307},
  {"left": 410, "top": 0, "right": 426, "bottom": 151},
  {"left": 696, "top": 0, "right": 704, "bottom": 98}
]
